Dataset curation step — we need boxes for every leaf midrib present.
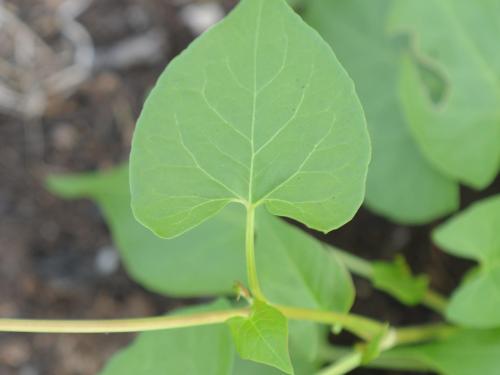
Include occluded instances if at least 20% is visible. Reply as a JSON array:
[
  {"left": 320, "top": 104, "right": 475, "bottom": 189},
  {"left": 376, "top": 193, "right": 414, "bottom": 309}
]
[{"left": 247, "top": 0, "right": 264, "bottom": 204}]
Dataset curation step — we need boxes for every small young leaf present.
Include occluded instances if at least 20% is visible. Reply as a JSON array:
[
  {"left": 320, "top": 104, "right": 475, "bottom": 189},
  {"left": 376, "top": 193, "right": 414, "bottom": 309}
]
[
  {"left": 99, "top": 300, "right": 234, "bottom": 375},
  {"left": 433, "top": 194, "right": 500, "bottom": 327},
  {"left": 130, "top": 0, "right": 370, "bottom": 238},
  {"left": 372, "top": 255, "right": 429, "bottom": 306},
  {"left": 305, "top": 0, "right": 459, "bottom": 224},
  {"left": 228, "top": 300, "right": 294, "bottom": 374},
  {"left": 383, "top": 328, "right": 500, "bottom": 375},
  {"left": 388, "top": 1, "right": 500, "bottom": 188}
]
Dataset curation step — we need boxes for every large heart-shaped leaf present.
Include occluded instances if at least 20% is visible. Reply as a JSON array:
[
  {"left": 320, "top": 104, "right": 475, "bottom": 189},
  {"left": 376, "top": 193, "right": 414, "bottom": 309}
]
[
  {"left": 433, "top": 194, "right": 500, "bottom": 327},
  {"left": 130, "top": 0, "right": 370, "bottom": 238},
  {"left": 305, "top": 0, "right": 459, "bottom": 224},
  {"left": 389, "top": 0, "right": 500, "bottom": 189}
]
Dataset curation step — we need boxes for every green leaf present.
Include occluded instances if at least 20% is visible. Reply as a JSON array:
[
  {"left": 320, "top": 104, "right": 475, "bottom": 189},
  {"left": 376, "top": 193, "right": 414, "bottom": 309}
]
[
  {"left": 100, "top": 300, "right": 314, "bottom": 375},
  {"left": 305, "top": 0, "right": 459, "bottom": 224},
  {"left": 47, "top": 167, "right": 247, "bottom": 297},
  {"left": 228, "top": 300, "right": 294, "bottom": 374},
  {"left": 388, "top": 1, "right": 500, "bottom": 189},
  {"left": 433, "top": 194, "right": 500, "bottom": 327},
  {"left": 130, "top": 0, "right": 370, "bottom": 238},
  {"left": 383, "top": 328, "right": 500, "bottom": 375},
  {"left": 372, "top": 255, "right": 429, "bottom": 306},
  {"left": 49, "top": 166, "right": 354, "bottom": 372},
  {"left": 48, "top": 167, "right": 354, "bottom": 314},
  {"left": 99, "top": 300, "right": 234, "bottom": 375}
]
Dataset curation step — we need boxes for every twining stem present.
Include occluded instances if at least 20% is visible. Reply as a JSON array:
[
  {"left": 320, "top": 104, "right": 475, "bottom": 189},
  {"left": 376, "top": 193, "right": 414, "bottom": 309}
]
[
  {"left": 245, "top": 204, "right": 264, "bottom": 300},
  {"left": 0, "top": 307, "right": 380, "bottom": 337},
  {"left": 394, "top": 323, "right": 456, "bottom": 345},
  {"left": 275, "top": 304, "right": 383, "bottom": 341},
  {"left": 0, "top": 309, "right": 248, "bottom": 334},
  {"left": 331, "top": 247, "right": 448, "bottom": 314}
]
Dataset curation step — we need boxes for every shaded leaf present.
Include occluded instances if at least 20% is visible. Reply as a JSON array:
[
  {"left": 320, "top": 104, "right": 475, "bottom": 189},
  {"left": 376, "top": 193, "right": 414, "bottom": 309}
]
[
  {"left": 47, "top": 167, "right": 247, "bottom": 297},
  {"left": 433, "top": 194, "right": 500, "bottom": 327},
  {"left": 372, "top": 255, "right": 428, "bottom": 306},
  {"left": 228, "top": 299, "right": 294, "bottom": 374},
  {"left": 99, "top": 300, "right": 234, "bottom": 375},
  {"left": 389, "top": 0, "right": 500, "bottom": 188},
  {"left": 130, "top": 0, "right": 370, "bottom": 238},
  {"left": 383, "top": 328, "right": 500, "bottom": 375},
  {"left": 48, "top": 166, "right": 354, "bottom": 368},
  {"left": 305, "top": 0, "right": 459, "bottom": 224}
]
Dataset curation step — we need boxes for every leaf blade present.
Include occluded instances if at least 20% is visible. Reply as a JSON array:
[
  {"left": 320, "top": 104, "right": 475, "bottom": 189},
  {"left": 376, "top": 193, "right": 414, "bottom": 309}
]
[
  {"left": 130, "top": 0, "right": 370, "bottom": 238},
  {"left": 305, "top": 0, "right": 459, "bottom": 224},
  {"left": 228, "top": 300, "right": 294, "bottom": 374}
]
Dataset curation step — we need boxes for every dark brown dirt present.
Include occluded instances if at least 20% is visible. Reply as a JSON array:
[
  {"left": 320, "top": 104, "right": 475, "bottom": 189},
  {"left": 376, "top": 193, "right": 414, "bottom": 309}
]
[{"left": 0, "top": 1, "right": 498, "bottom": 374}]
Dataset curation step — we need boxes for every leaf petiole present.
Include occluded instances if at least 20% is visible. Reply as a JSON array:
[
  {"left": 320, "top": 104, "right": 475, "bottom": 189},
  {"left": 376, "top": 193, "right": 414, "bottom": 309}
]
[{"left": 245, "top": 204, "right": 265, "bottom": 301}]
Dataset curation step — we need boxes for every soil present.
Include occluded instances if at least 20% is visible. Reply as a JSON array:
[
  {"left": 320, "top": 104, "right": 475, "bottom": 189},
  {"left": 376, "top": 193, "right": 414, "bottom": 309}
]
[{"left": 0, "top": 1, "right": 498, "bottom": 374}]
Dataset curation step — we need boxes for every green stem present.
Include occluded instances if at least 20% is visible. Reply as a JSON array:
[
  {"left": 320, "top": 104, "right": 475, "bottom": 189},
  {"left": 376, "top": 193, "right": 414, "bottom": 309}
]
[
  {"left": 317, "top": 345, "right": 432, "bottom": 373},
  {"left": 331, "top": 247, "right": 448, "bottom": 314},
  {"left": 245, "top": 204, "right": 264, "bottom": 300},
  {"left": 317, "top": 351, "right": 363, "bottom": 375},
  {"left": 0, "top": 309, "right": 248, "bottom": 334},
  {"left": 275, "top": 304, "right": 383, "bottom": 341},
  {"left": 394, "top": 323, "right": 456, "bottom": 346}
]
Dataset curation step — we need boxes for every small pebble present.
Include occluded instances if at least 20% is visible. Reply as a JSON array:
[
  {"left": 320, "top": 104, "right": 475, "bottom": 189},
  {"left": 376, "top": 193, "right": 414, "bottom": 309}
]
[
  {"left": 95, "top": 246, "right": 120, "bottom": 275},
  {"left": 52, "top": 123, "right": 78, "bottom": 151},
  {"left": 180, "top": 3, "right": 225, "bottom": 35}
]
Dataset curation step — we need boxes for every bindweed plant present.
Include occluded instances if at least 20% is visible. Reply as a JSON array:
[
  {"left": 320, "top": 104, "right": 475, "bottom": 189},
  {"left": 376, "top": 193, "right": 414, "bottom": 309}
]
[{"left": 1, "top": 0, "right": 499, "bottom": 374}]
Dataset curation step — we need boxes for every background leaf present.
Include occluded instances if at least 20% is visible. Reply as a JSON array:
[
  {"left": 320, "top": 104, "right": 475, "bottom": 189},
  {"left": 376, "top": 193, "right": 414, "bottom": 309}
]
[
  {"left": 48, "top": 166, "right": 354, "bottom": 313},
  {"left": 47, "top": 166, "right": 247, "bottom": 297},
  {"left": 433, "top": 194, "right": 500, "bottom": 327},
  {"left": 99, "top": 299, "right": 316, "bottom": 375},
  {"left": 99, "top": 300, "right": 234, "bottom": 375},
  {"left": 130, "top": 0, "right": 370, "bottom": 238},
  {"left": 304, "top": 0, "right": 459, "bottom": 224},
  {"left": 48, "top": 165, "right": 354, "bottom": 369},
  {"left": 388, "top": 0, "right": 500, "bottom": 188},
  {"left": 228, "top": 299, "right": 294, "bottom": 374},
  {"left": 372, "top": 255, "right": 428, "bottom": 306},
  {"left": 382, "top": 328, "right": 500, "bottom": 375}
]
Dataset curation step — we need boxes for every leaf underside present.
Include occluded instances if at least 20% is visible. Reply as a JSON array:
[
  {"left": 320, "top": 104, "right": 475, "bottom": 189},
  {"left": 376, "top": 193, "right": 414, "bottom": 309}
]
[{"left": 130, "top": 0, "right": 370, "bottom": 238}]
